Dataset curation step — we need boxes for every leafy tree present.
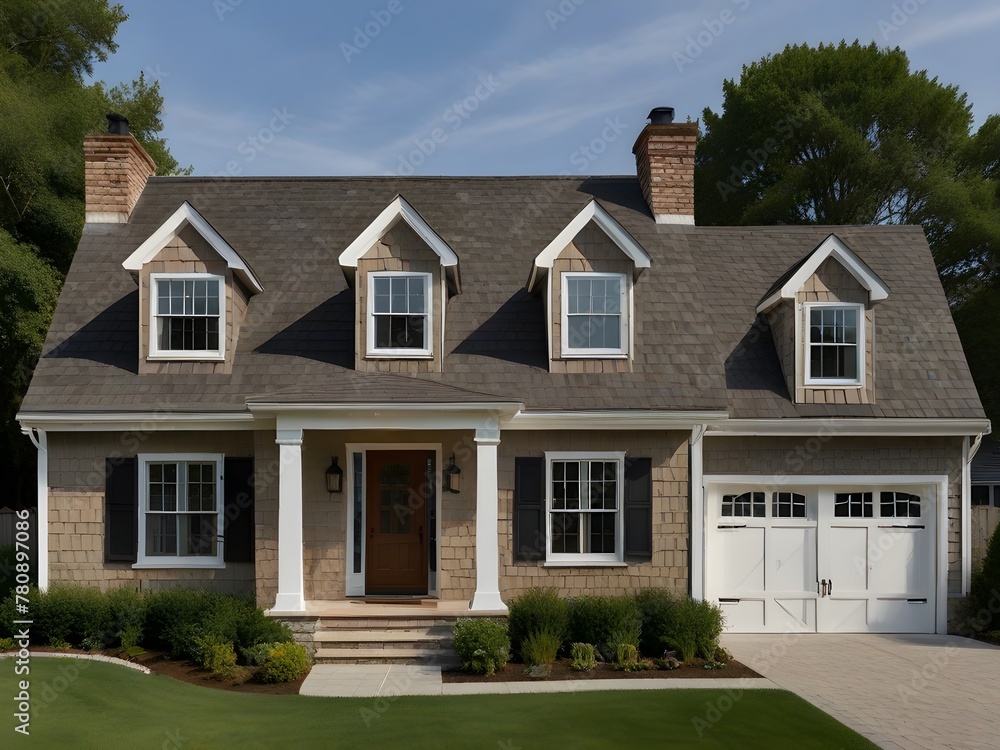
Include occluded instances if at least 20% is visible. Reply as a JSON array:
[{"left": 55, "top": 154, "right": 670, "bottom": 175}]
[
  {"left": 695, "top": 40, "right": 1000, "bottom": 428},
  {"left": 0, "top": 1, "right": 186, "bottom": 505}
]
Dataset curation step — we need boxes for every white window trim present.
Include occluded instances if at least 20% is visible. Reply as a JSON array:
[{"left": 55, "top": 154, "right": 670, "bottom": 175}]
[
  {"left": 803, "top": 301, "right": 865, "bottom": 387},
  {"left": 545, "top": 451, "right": 625, "bottom": 564},
  {"left": 148, "top": 273, "right": 226, "bottom": 361},
  {"left": 134, "top": 453, "right": 225, "bottom": 569},
  {"left": 366, "top": 271, "right": 434, "bottom": 359},
  {"left": 560, "top": 272, "right": 629, "bottom": 358}
]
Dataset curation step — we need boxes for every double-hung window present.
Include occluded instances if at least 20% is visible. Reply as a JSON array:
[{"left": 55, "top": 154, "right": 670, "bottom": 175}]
[
  {"left": 367, "top": 272, "right": 432, "bottom": 356},
  {"left": 805, "top": 303, "right": 864, "bottom": 385},
  {"left": 136, "top": 454, "right": 224, "bottom": 568},
  {"left": 546, "top": 452, "right": 624, "bottom": 563},
  {"left": 561, "top": 273, "right": 628, "bottom": 357},
  {"left": 150, "top": 274, "right": 225, "bottom": 359}
]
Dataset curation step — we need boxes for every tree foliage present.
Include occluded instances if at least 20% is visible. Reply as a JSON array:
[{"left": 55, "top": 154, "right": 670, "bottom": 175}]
[
  {"left": 0, "top": 1, "right": 185, "bottom": 505},
  {"left": 695, "top": 40, "right": 1000, "bottom": 428}
]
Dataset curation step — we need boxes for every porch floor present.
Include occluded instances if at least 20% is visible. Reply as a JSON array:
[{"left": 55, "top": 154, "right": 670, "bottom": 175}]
[{"left": 268, "top": 599, "right": 508, "bottom": 619}]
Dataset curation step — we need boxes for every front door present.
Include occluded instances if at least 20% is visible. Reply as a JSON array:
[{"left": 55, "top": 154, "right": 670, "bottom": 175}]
[{"left": 365, "top": 450, "right": 432, "bottom": 594}]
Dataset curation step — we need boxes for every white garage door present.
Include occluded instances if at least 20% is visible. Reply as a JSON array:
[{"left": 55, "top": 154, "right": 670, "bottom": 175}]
[{"left": 706, "top": 483, "right": 936, "bottom": 633}]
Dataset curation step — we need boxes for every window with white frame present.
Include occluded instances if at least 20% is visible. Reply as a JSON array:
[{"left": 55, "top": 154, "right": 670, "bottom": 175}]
[
  {"left": 367, "top": 272, "right": 432, "bottom": 356},
  {"left": 137, "top": 454, "right": 224, "bottom": 567},
  {"left": 150, "top": 274, "right": 225, "bottom": 359},
  {"left": 805, "top": 303, "right": 864, "bottom": 385},
  {"left": 546, "top": 452, "right": 623, "bottom": 562},
  {"left": 561, "top": 273, "right": 628, "bottom": 357}
]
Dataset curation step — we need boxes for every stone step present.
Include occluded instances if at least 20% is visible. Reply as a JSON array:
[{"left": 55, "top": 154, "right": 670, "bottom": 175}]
[
  {"left": 317, "top": 616, "right": 464, "bottom": 631},
  {"left": 314, "top": 627, "right": 453, "bottom": 645},
  {"left": 314, "top": 647, "right": 459, "bottom": 666}
]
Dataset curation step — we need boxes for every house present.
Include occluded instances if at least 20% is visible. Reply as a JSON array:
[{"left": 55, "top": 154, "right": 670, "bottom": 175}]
[{"left": 17, "top": 107, "right": 990, "bottom": 636}]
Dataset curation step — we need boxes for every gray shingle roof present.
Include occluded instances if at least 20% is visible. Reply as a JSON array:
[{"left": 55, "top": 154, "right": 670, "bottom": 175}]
[{"left": 21, "top": 175, "right": 985, "bottom": 420}]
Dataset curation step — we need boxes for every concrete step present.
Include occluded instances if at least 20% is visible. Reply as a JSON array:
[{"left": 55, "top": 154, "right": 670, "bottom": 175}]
[{"left": 317, "top": 616, "right": 464, "bottom": 630}]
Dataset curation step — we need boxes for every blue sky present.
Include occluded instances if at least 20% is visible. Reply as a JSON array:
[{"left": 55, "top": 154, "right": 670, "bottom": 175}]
[{"left": 90, "top": 0, "right": 1000, "bottom": 177}]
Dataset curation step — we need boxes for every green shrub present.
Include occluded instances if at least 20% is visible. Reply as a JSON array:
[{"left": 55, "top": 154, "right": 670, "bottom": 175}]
[
  {"left": 453, "top": 618, "right": 510, "bottom": 676},
  {"left": 36, "top": 585, "right": 110, "bottom": 648},
  {"left": 507, "top": 588, "right": 569, "bottom": 659},
  {"left": 635, "top": 588, "right": 679, "bottom": 657},
  {"left": 569, "top": 642, "right": 597, "bottom": 671},
  {"left": 0, "top": 636, "right": 16, "bottom": 651},
  {"left": 235, "top": 604, "right": 293, "bottom": 649},
  {"left": 143, "top": 589, "right": 212, "bottom": 652},
  {"left": 660, "top": 597, "right": 725, "bottom": 662},
  {"left": 241, "top": 641, "right": 279, "bottom": 667},
  {"left": 195, "top": 634, "right": 239, "bottom": 679},
  {"left": 568, "top": 595, "right": 642, "bottom": 652},
  {"left": 614, "top": 642, "right": 639, "bottom": 668},
  {"left": 0, "top": 591, "right": 21, "bottom": 638},
  {"left": 971, "top": 522, "right": 1000, "bottom": 632},
  {"left": 106, "top": 587, "right": 145, "bottom": 648},
  {"left": 520, "top": 629, "right": 561, "bottom": 666},
  {"left": 0, "top": 544, "right": 16, "bottom": 602},
  {"left": 258, "top": 642, "right": 310, "bottom": 683}
]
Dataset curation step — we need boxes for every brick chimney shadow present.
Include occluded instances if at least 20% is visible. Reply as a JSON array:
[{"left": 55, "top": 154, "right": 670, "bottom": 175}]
[
  {"left": 44, "top": 291, "right": 140, "bottom": 373},
  {"left": 575, "top": 177, "right": 652, "bottom": 218}
]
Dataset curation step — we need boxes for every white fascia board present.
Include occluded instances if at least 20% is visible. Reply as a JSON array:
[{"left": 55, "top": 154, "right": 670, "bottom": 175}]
[
  {"left": 504, "top": 410, "right": 728, "bottom": 430},
  {"left": 249, "top": 401, "right": 521, "bottom": 413},
  {"left": 756, "top": 234, "right": 890, "bottom": 314},
  {"left": 121, "top": 201, "right": 264, "bottom": 293},
  {"left": 268, "top": 403, "right": 519, "bottom": 432},
  {"left": 338, "top": 195, "right": 459, "bottom": 268},
  {"left": 707, "top": 418, "right": 991, "bottom": 437},
  {"left": 16, "top": 411, "right": 261, "bottom": 432},
  {"left": 531, "top": 201, "right": 651, "bottom": 289}
]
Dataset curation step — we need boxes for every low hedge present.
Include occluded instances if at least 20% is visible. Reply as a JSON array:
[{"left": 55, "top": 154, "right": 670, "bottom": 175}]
[
  {"left": 507, "top": 588, "right": 570, "bottom": 657},
  {"left": 453, "top": 618, "right": 509, "bottom": 675}
]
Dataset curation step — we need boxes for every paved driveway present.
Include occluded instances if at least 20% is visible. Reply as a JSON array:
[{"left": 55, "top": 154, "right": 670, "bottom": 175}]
[{"left": 723, "top": 633, "right": 1000, "bottom": 750}]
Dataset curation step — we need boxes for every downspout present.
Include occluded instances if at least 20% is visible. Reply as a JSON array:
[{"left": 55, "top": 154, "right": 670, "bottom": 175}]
[
  {"left": 22, "top": 427, "right": 48, "bottom": 591},
  {"left": 964, "top": 433, "right": 984, "bottom": 595},
  {"left": 689, "top": 424, "right": 707, "bottom": 601}
]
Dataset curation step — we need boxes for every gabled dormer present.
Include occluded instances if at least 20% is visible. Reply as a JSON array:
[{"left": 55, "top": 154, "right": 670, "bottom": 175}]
[
  {"left": 122, "top": 201, "right": 263, "bottom": 375},
  {"left": 528, "top": 200, "right": 650, "bottom": 373},
  {"left": 339, "top": 196, "right": 460, "bottom": 373},
  {"left": 757, "top": 234, "right": 889, "bottom": 405}
]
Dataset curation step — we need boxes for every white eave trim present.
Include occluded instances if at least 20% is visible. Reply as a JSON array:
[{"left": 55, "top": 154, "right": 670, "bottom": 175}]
[
  {"left": 121, "top": 201, "right": 264, "bottom": 294},
  {"left": 756, "top": 233, "right": 889, "bottom": 314},
  {"left": 529, "top": 200, "right": 651, "bottom": 291},
  {"left": 708, "top": 418, "right": 991, "bottom": 437},
  {"left": 248, "top": 401, "right": 522, "bottom": 413},
  {"left": 338, "top": 195, "right": 459, "bottom": 272},
  {"left": 505, "top": 410, "right": 728, "bottom": 430},
  {"left": 16, "top": 410, "right": 261, "bottom": 432}
]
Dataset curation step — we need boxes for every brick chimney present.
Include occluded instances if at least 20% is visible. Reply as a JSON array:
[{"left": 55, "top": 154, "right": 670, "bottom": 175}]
[
  {"left": 84, "top": 114, "right": 156, "bottom": 223},
  {"left": 632, "top": 107, "right": 698, "bottom": 225}
]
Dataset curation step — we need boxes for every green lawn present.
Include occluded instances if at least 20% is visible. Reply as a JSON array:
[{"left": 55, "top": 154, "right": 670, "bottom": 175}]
[{"left": 3, "top": 658, "right": 877, "bottom": 749}]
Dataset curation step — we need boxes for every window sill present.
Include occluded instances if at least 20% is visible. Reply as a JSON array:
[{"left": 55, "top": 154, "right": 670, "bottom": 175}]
[
  {"left": 133, "top": 560, "right": 227, "bottom": 570},
  {"left": 559, "top": 353, "right": 628, "bottom": 360},
  {"left": 803, "top": 382, "right": 864, "bottom": 389},
  {"left": 542, "top": 561, "right": 627, "bottom": 568},
  {"left": 365, "top": 352, "right": 434, "bottom": 360},
  {"left": 147, "top": 354, "right": 226, "bottom": 362}
]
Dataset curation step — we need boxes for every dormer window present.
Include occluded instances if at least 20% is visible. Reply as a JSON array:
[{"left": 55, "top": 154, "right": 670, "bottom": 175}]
[
  {"left": 367, "top": 271, "right": 432, "bottom": 356},
  {"left": 149, "top": 274, "right": 225, "bottom": 359},
  {"left": 562, "top": 273, "right": 627, "bottom": 357},
  {"left": 805, "top": 303, "right": 863, "bottom": 386}
]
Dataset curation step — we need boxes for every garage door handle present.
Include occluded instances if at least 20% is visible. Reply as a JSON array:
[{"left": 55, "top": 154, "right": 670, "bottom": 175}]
[
  {"left": 828, "top": 579, "right": 833, "bottom": 594},
  {"left": 820, "top": 579, "right": 827, "bottom": 597},
  {"left": 717, "top": 524, "right": 747, "bottom": 529}
]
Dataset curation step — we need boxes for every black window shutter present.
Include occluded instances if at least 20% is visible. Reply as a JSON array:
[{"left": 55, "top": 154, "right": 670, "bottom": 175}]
[
  {"left": 624, "top": 456, "right": 653, "bottom": 562},
  {"left": 105, "top": 457, "right": 137, "bottom": 563},
  {"left": 223, "top": 457, "right": 255, "bottom": 563},
  {"left": 513, "top": 457, "right": 545, "bottom": 561}
]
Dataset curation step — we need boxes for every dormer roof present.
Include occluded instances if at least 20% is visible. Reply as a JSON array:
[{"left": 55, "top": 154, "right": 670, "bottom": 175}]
[
  {"left": 121, "top": 201, "right": 264, "bottom": 293},
  {"left": 756, "top": 233, "right": 889, "bottom": 313},
  {"left": 339, "top": 195, "right": 461, "bottom": 294},
  {"left": 528, "top": 199, "right": 650, "bottom": 292}
]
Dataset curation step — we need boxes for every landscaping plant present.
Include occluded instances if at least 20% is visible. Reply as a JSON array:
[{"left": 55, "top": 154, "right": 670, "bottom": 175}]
[
  {"left": 970, "top": 521, "right": 1000, "bottom": 631},
  {"left": 258, "top": 642, "right": 310, "bottom": 683},
  {"left": 660, "top": 596, "right": 725, "bottom": 662},
  {"left": 569, "top": 642, "right": 597, "bottom": 671},
  {"left": 453, "top": 618, "right": 510, "bottom": 676},
  {"left": 520, "top": 629, "right": 562, "bottom": 667},
  {"left": 506, "top": 588, "right": 569, "bottom": 659}
]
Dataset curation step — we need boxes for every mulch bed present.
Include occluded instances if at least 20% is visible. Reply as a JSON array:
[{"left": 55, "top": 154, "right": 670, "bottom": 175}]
[
  {"left": 443, "top": 658, "right": 760, "bottom": 683},
  {"left": 26, "top": 647, "right": 308, "bottom": 695}
]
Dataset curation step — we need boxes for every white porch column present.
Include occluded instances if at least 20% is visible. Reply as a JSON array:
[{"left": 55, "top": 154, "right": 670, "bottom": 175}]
[
  {"left": 689, "top": 425, "right": 706, "bottom": 601},
  {"left": 274, "top": 429, "right": 305, "bottom": 612},
  {"left": 470, "top": 427, "right": 506, "bottom": 611},
  {"left": 23, "top": 428, "right": 48, "bottom": 591}
]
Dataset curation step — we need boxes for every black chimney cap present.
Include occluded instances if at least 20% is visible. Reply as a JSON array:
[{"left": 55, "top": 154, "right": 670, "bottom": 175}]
[
  {"left": 106, "top": 113, "right": 129, "bottom": 136},
  {"left": 647, "top": 107, "right": 675, "bottom": 125}
]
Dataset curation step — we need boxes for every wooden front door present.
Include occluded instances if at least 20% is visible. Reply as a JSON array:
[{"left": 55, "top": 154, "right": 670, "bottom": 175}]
[{"left": 365, "top": 450, "right": 432, "bottom": 594}]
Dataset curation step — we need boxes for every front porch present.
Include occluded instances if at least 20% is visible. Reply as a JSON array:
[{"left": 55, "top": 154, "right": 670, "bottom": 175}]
[{"left": 254, "top": 402, "right": 520, "bottom": 615}]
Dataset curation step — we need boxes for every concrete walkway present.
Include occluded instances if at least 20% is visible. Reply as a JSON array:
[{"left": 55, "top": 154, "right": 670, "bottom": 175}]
[
  {"left": 299, "top": 663, "right": 777, "bottom": 698},
  {"left": 723, "top": 633, "right": 1000, "bottom": 750}
]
